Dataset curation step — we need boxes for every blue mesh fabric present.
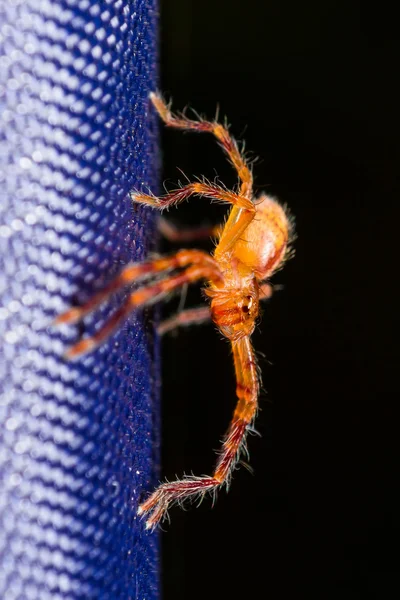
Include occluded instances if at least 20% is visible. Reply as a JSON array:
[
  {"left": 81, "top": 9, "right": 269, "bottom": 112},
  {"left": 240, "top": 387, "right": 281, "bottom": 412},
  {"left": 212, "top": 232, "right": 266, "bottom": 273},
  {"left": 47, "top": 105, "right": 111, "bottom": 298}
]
[{"left": 0, "top": 1, "right": 159, "bottom": 598}]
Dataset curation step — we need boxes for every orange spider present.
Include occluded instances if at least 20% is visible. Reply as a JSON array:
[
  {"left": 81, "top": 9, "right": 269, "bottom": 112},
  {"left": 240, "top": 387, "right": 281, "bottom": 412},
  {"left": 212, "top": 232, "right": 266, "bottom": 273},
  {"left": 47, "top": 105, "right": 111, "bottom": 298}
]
[{"left": 55, "top": 92, "right": 294, "bottom": 530}]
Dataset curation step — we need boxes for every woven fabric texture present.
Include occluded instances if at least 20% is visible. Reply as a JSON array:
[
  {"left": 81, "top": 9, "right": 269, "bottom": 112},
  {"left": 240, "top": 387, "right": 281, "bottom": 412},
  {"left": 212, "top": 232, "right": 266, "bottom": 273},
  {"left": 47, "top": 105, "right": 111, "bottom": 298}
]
[{"left": 0, "top": 1, "right": 159, "bottom": 598}]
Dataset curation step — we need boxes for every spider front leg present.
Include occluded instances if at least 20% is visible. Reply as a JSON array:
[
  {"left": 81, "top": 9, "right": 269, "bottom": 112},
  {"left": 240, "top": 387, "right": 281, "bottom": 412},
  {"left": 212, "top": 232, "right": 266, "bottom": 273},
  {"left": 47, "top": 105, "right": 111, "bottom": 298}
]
[
  {"left": 150, "top": 92, "right": 253, "bottom": 198},
  {"left": 138, "top": 335, "right": 258, "bottom": 530},
  {"left": 137, "top": 92, "right": 257, "bottom": 256},
  {"left": 132, "top": 181, "right": 254, "bottom": 212},
  {"left": 132, "top": 182, "right": 256, "bottom": 258}
]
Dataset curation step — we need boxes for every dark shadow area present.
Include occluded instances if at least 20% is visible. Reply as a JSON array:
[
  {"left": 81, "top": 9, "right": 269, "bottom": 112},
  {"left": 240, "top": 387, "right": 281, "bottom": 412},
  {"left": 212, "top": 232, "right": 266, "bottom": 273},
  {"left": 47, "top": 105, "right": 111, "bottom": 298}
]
[{"left": 158, "top": 2, "right": 399, "bottom": 598}]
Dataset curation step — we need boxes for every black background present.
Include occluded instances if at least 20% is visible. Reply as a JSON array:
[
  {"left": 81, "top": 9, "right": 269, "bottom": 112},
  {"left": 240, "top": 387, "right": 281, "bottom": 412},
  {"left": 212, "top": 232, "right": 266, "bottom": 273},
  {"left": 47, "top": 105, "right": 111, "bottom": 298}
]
[{"left": 157, "top": 2, "right": 399, "bottom": 598}]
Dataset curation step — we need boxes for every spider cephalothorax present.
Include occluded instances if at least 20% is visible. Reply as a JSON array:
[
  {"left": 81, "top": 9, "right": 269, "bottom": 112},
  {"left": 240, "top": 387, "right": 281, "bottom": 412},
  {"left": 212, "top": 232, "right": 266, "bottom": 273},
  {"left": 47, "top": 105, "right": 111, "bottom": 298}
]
[{"left": 55, "top": 92, "right": 294, "bottom": 529}]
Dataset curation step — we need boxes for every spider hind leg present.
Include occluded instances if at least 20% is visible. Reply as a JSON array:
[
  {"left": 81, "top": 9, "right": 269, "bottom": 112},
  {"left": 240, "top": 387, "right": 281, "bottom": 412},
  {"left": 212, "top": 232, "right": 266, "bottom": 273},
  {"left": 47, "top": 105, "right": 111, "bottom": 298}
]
[
  {"left": 138, "top": 336, "right": 258, "bottom": 530},
  {"left": 138, "top": 416, "right": 250, "bottom": 530}
]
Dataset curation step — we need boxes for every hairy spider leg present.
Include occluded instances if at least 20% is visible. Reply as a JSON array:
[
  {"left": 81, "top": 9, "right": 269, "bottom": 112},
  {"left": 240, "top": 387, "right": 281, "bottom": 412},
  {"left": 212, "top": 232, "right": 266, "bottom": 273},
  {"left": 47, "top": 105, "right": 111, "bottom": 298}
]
[
  {"left": 149, "top": 91, "right": 253, "bottom": 198},
  {"left": 133, "top": 181, "right": 256, "bottom": 257},
  {"left": 138, "top": 335, "right": 258, "bottom": 530},
  {"left": 132, "top": 181, "right": 254, "bottom": 212},
  {"left": 63, "top": 264, "right": 221, "bottom": 359},
  {"left": 213, "top": 336, "right": 259, "bottom": 479},
  {"left": 54, "top": 250, "right": 218, "bottom": 326},
  {"left": 157, "top": 305, "right": 211, "bottom": 335},
  {"left": 133, "top": 181, "right": 257, "bottom": 257},
  {"left": 143, "top": 93, "right": 258, "bottom": 257}
]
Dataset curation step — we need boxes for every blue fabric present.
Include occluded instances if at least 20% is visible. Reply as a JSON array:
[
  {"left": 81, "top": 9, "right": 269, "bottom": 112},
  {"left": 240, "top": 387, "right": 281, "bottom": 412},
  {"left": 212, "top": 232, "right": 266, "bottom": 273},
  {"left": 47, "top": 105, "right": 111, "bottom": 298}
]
[{"left": 0, "top": 1, "right": 159, "bottom": 598}]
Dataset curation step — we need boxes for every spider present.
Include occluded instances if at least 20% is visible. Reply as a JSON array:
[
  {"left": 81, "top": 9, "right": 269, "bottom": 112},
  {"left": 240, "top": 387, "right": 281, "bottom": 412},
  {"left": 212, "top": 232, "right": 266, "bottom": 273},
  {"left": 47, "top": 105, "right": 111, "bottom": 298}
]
[{"left": 55, "top": 92, "right": 294, "bottom": 530}]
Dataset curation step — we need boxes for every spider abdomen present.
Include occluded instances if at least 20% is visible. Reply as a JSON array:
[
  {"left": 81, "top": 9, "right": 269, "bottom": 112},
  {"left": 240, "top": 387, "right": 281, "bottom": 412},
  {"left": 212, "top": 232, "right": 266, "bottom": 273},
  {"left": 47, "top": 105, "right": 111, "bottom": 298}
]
[{"left": 232, "top": 195, "right": 290, "bottom": 280}]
